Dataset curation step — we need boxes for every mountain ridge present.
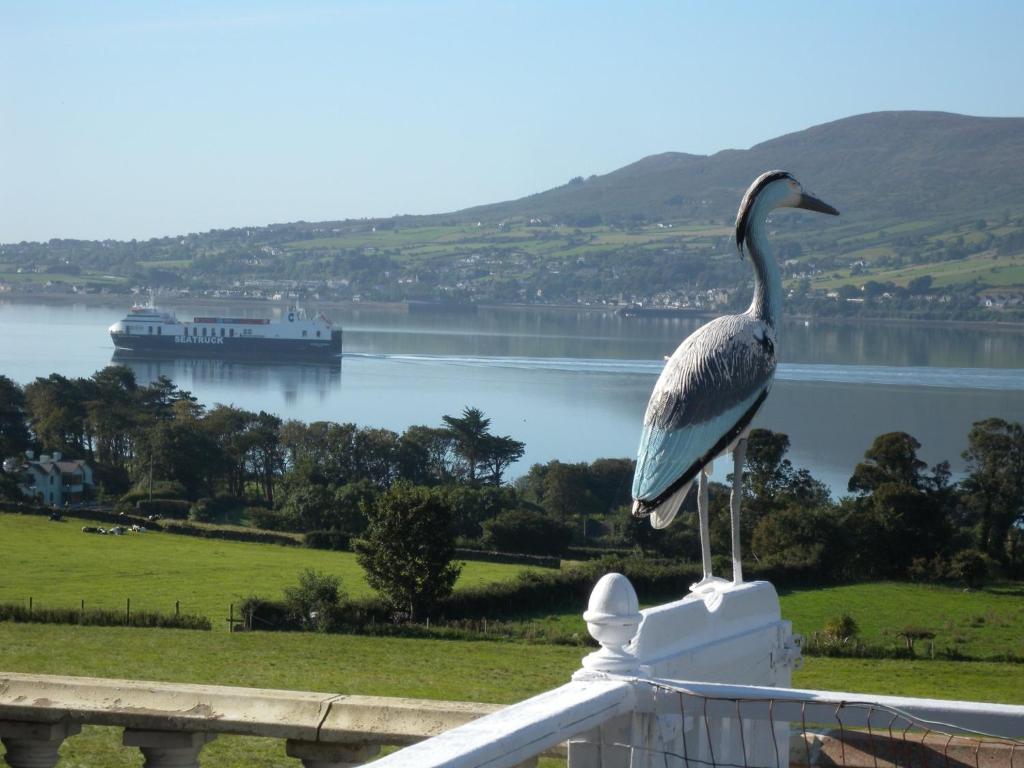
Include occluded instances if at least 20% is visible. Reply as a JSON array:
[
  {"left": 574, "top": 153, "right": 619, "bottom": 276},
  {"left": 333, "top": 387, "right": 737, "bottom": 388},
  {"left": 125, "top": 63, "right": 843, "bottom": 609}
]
[{"left": 440, "top": 110, "right": 1024, "bottom": 228}]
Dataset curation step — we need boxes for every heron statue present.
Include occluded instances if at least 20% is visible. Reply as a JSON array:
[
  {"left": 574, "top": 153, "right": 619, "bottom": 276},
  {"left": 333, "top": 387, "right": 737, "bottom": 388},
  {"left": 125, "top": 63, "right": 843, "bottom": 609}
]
[{"left": 631, "top": 170, "right": 838, "bottom": 589}]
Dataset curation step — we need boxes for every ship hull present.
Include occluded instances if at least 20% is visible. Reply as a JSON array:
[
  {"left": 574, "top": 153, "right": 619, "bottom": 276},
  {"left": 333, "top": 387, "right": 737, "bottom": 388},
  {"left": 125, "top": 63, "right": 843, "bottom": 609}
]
[{"left": 111, "top": 331, "right": 341, "bottom": 361}]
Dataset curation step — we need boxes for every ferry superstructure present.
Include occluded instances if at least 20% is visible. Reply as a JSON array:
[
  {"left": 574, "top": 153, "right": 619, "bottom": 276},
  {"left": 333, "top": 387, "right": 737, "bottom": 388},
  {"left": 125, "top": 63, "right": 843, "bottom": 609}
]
[{"left": 109, "top": 305, "right": 342, "bottom": 361}]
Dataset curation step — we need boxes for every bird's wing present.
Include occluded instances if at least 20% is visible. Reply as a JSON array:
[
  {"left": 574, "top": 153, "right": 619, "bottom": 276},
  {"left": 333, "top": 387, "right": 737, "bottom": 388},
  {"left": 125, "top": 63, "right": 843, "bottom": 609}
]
[{"left": 632, "top": 316, "right": 776, "bottom": 503}]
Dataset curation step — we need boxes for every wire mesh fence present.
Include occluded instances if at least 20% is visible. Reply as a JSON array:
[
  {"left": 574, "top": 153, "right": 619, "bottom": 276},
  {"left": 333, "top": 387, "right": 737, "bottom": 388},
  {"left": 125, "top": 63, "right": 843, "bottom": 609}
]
[{"left": 613, "top": 680, "right": 1024, "bottom": 768}]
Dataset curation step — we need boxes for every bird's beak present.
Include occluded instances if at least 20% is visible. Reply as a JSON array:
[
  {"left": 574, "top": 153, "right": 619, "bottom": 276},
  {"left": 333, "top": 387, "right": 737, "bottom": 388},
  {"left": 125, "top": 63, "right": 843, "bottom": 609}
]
[{"left": 796, "top": 191, "right": 840, "bottom": 216}]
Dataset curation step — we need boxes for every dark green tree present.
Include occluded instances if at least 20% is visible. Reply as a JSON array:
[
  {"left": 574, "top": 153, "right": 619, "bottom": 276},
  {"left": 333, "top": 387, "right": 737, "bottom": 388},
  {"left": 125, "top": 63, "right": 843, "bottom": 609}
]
[
  {"left": 354, "top": 483, "right": 461, "bottom": 620},
  {"left": 24, "top": 374, "right": 89, "bottom": 456},
  {"left": 276, "top": 484, "right": 337, "bottom": 532},
  {"left": 235, "top": 411, "right": 283, "bottom": 504},
  {"left": 0, "top": 375, "right": 32, "bottom": 459},
  {"left": 282, "top": 569, "right": 346, "bottom": 631},
  {"left": 480, "top": 433, "right": 526, "bottom": 485},
  {"left": 481, "top": 508, "right": 574, "bottom": 556},
  {"left": 848, "top": 432, "right": 927, "bottom": 493},
  {"left": 441, "top": 407, "right": 524, "bottom": 486},
  {"left": 397, "top": 425, "right": 458, "bottom": 484},
  {"left": 961, "top": 418, "right": 1024, "bottom": 562},
  {"left": 750, "top": 506, "right": 844, "bottom": 576},
  {"left": 0, "top": 468, "right": 22, "bottom": 502},
  {"left": 442, "top": 407, "right": 492, "bottom": 485},
  {"left": 332, "top": 480, "right": 378, "bottom": 534},
  {"left": 583, "top": 457, "right": 635, "bottom": 513},
  {"left": 86, "top": 366, "right": 139, "bottom": 473},
  {"left": 432, "top": 483, "right": 517, "bottom": 539}
]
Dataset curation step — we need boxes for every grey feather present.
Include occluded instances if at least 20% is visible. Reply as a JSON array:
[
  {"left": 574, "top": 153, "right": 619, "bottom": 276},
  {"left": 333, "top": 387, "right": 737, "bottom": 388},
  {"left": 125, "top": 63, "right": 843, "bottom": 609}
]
[{"left": 645, "top": 313, "right": 777, "bottom": 431}]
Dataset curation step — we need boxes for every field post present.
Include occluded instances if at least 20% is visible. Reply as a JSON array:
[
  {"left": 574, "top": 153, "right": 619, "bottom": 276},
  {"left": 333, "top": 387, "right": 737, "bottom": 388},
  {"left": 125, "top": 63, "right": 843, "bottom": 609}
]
[
  {"left": 175, "top": 600, "right": 180, "bottom": 617},
  {"left": 126, "top": 597, "right": 131, "bottom": 626},
  {"left": 80, "top": 599, "right": 84, "bottom": 625},
  {"left": 28, "top": 596, "right": 32, "bottom": 618}
]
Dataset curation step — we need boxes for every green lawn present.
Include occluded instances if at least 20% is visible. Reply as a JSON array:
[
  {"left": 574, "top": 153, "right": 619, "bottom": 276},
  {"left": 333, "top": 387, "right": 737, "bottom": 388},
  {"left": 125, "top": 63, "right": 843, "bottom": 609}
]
[
  {"left": 0, "top": 513, "right": 539, "bottom": 626},
  {"left": 500, "top": 580, "right": 1024, "bottom": 661},
  {"left": 1, "top": 623, "right": 1021, "bottom": 705},
  {"left": 780, "top": 581, "right": 1024, "bottom": 659},
  {"left": 4, "top": 509, "right": 1024, "bottom": 768}
]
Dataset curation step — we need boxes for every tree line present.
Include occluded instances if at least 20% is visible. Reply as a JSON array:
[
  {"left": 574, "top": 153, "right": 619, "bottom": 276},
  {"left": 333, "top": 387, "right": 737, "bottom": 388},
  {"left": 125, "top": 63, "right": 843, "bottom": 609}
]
[
  {"left": 640, "top": 426, "right": 1024, "bottom": 586},
  {"left": 2, "top": 368, "right": 1023, "bottom": 595}
]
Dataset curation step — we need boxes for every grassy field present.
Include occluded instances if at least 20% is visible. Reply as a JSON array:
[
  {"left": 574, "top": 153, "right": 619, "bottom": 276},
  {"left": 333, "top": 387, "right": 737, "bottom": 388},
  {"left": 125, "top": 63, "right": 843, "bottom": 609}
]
[
  {"left": 0, "top": 270, "right": 125, "bottom": 285},
  {"left": 0, "top": 513, "right": 540, "bottom": 625},
  {"left": 495, "top": 581, "right": 1024, "bottom": 661},
  {"left": 4, "top": 514, "right": 1023, "bottom": 658},
  {"left": 4, "top": 511, "right": 1024, "bottom": 767},
  {"left": 1, "top": 623, "right": 1021, "bottom": 704},
  {"left": 780, "top": 581, "right": 1024, "bottom": 659},
  {"left": 1, "top": 623, "right": 1022, "bottom": 768},
  {"left": 810, "top": 252, "right": 1024, "bottom": 291}
]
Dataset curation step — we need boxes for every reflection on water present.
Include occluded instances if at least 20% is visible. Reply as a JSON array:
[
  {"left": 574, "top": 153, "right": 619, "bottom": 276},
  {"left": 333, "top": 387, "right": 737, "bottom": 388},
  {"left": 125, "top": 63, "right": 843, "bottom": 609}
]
[
  {"left": 111, "top": 353, "right": 341, "bottom": 405},
  {"left": 2, "top": 299, "right": 1023, "bottom": 496}
]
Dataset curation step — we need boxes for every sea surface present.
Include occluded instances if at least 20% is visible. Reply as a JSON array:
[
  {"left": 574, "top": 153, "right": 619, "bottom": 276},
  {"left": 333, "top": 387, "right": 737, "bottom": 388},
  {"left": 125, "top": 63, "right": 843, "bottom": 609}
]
[{"left": 2, "top": 298, "right": 1024, "bottom": 496}]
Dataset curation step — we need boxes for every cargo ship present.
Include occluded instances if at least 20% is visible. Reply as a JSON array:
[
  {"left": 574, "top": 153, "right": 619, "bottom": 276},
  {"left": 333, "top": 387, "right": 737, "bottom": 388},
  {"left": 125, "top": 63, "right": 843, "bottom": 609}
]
[{"left": 109, "top": 305, "right": 342, "bottom": 361}]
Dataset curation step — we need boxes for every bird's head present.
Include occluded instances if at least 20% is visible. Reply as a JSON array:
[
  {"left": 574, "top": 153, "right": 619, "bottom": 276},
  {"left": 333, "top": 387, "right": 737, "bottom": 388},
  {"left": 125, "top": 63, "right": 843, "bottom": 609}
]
[{"left": 735, "top": 170, "right": 839, "bottom": 255}]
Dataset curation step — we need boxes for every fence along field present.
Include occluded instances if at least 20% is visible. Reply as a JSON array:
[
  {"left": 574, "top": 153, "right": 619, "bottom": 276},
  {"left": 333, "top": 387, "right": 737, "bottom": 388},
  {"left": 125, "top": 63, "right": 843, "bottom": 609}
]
[{"left": 0, "top": 513, "right": 541, "bottom": 626}]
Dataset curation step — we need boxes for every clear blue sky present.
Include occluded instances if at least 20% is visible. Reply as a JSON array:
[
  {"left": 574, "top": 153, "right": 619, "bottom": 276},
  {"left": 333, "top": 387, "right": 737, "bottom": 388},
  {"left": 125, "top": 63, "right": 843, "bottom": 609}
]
[{"left": 3, "top": 1, "right": 1023, "bottom": 242}]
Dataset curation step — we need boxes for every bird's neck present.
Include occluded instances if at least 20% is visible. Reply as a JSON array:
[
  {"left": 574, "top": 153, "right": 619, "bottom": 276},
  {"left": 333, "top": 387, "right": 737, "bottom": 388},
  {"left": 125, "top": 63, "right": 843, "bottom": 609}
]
[{"left": 745, "top": 205, "right": 783, "bottom": 326}]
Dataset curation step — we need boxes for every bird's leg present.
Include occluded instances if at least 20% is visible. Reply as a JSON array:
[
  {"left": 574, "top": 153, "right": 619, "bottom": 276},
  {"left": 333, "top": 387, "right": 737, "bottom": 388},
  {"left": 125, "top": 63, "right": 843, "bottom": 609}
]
[
  {"left": 690, "top": 466, "right": 726, "bottom": 593},
  {"left": 698, "top": 468, "right": 712, "bottom": 582},
  {"left": 731, "top": 437, "right": 747, "bottom": 584}
]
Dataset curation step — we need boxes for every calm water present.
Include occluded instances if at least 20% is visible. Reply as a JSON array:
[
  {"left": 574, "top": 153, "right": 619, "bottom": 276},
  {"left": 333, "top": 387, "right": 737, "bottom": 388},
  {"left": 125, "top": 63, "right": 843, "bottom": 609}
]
[{"left": 2, "top": 299, "right": 1024, "bottom": 496}]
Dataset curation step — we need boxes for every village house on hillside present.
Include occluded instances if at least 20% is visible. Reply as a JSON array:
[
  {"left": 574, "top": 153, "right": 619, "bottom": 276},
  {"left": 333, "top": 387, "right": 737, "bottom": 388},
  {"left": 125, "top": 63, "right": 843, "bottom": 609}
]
[{"left": 2, "top": 451, "right": 94, "bottom": 507}]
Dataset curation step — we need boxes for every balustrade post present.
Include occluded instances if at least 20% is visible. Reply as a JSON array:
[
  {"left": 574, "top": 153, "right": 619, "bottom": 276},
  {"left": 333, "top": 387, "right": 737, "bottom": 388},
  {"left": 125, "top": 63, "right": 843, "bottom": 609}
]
[
  {"left": 567, "top": 573, "right": 644, "bottom": 767},
  {"left": 0, "top": 720, "right": 81, "bottom": 768},
  {"left": 123, "top": 730, "right": 216, "bottom": 768},
  {"left": 285, "top": 740, "right": 380, "bottom": 768}
]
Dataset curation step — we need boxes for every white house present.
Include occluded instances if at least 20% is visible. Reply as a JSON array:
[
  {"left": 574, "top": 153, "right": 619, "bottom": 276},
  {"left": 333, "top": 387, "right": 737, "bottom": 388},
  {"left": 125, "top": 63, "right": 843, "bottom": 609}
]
[{"left": 4, "top": 451, "right": 94, "bottom": 507}]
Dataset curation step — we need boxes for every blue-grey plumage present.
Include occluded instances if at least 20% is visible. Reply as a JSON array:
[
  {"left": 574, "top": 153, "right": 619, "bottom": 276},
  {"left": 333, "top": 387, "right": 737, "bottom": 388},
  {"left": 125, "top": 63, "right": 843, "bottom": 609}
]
[{"left": 631, "top": 171, "right": 838, "bottom": 533}]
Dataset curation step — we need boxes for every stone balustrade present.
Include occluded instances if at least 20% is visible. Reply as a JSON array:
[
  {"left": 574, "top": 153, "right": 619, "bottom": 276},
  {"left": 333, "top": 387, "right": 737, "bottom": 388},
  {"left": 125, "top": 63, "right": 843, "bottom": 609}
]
[{"left": 0, "top": 671, "right": 504, "bottom": 768}]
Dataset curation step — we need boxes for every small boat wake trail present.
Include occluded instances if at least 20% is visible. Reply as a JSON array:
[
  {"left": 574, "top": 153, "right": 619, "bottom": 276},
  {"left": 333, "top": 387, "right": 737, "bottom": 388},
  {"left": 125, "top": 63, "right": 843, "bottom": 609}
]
[{"left": 341, "top": 353, "right": 1024, "bottom": 391}]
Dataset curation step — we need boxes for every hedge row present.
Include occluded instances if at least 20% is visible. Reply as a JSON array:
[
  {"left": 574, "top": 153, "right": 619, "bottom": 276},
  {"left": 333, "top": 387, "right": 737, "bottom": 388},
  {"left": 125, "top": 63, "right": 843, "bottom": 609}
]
[
  {"left": 134, "top": 499, "right": 191, "bottom": 518},
  {"left": 301, "top": 532, "right": 563, "bottom": 568},
  {"left": 453, "top": 548, "right": 561, "bottom": 569},
  {"left": 564, "top": 546, "right": 640, "bottom": 561},
  {"left": 242, "top": 557, "right": 825, "bottom": 636},
  {"left": 0, "top": 602, "right": 211, "bottom": 630},
  {"left": 160, "top": 522, "right": 301, "bottom": 547},
  {"left": 303, "top": 530, "right": 352, "bottom": 551}
]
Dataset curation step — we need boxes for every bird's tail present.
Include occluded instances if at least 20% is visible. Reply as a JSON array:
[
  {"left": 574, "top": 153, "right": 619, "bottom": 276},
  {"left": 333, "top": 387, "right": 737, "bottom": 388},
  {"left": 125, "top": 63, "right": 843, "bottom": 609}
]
[{"left": 631, "top": 480, "right": 693, "bottom": 530}]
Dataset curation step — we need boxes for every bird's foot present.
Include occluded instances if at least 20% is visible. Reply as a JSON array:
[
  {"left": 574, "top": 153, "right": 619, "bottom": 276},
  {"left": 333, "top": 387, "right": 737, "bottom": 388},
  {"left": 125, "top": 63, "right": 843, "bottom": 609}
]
[{"left": 689, "top": 575, "right": 731, "bottom": 595}]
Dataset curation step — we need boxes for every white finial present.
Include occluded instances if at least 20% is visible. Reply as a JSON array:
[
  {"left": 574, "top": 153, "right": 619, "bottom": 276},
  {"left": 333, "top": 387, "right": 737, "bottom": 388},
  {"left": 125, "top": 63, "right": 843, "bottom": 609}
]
[{"left": 578, "top": 573, "right": 642, "bottom": 675}]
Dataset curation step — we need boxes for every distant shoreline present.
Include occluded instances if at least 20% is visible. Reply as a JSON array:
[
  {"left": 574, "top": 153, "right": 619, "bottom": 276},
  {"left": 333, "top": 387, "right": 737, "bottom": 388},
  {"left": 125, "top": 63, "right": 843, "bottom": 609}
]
[{"left": 3, "top": 292, "right": 1023, "bottom": 332}]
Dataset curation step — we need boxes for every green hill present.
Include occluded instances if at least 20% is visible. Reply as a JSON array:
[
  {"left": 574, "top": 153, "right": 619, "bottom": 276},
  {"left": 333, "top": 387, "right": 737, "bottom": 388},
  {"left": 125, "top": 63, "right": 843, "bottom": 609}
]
[
  {"left": 3, "top": 111, "right": 1023, "bottom": 319},
  {"left": 449, "top": 111, "right": 1024, "bottom": 226}
]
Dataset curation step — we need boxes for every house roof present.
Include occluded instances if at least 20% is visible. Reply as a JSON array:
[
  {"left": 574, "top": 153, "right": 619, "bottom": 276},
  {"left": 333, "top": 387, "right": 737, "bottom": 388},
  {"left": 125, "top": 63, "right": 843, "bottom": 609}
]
[{"left": 15, "top": 459, "right": 90, "bottom": 475}]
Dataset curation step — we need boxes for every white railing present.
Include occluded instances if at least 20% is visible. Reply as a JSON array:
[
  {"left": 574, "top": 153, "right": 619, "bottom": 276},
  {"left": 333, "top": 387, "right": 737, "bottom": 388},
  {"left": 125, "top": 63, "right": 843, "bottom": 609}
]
[
  {"left": 2, "top": 574, "right": 1022, "bottom": 768},
  {"left": 373, "top": 575, "right": 1023, "bottom": 768}
]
